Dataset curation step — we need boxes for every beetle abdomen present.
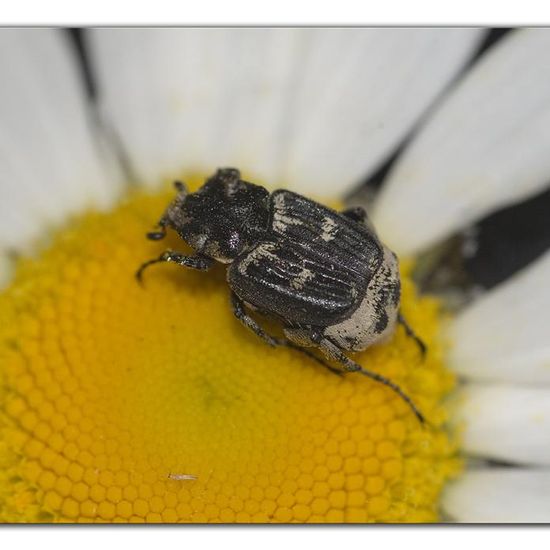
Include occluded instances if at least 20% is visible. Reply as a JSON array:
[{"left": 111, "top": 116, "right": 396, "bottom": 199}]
[{"left": 324, "top": 246, "right": 401, "bottom": 351}]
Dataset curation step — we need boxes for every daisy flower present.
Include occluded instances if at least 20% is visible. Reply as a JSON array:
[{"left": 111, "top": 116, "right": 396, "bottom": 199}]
[{"left": 0, "top": 27, "right": 549, "bottom": 523}]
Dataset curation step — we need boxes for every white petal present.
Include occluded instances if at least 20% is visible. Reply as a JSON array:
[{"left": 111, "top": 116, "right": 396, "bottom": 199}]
[
  {"left": 452, "top": 383, "right": 550, "bottom": 466},
  {"left": 450, "top": 250, "right": 550, "bottom": 384},
  {"left": 374, "top": 29, "right": 550, "bottom": 255},
  {"left": 87, "top": 28, "right": 303, "bottom": 187},
  {"left": 281, "top": 28, "right": 483, "bottom": 196},
  {"left": 87, "top": 28, "right": 482, "bottom": 195},
  {"left": 0, "top": 29, "right": 122, "bottom": 254},
  {"left": 443, "top": 469, "right": 550, "bottom": 523}
]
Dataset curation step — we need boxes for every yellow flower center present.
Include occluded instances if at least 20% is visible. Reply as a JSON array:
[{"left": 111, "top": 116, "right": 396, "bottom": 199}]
[{"left": 0, "top": 180, "right": 461, "bottom": 523}]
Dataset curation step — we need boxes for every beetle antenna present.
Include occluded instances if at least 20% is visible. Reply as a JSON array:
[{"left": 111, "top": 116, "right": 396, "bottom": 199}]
[{"left": 397, "top": 312, "right": 427, "bottom": 359}]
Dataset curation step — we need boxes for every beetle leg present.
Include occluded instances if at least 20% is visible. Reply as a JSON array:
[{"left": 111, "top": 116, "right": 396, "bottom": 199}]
[
  {"left": 285, "top": 347, "right": 344, "bottom": 377},
  {"left": 136, "top": 250, "right": 213, "bottom": 284},
  {"left": 173, "top": 180, "right": 187, "bottom": 193},
  {"left": 397, "top": 312, "right": 427, "bottom": 358},
  {"left": 312, "top": 333, "right": 424, "bottom": 424},
  {"left": 341, "top": 205, "right": 379, "bottom": 236},
  {"left": 282, "top": 328, "right": 341, "bottom": 376},
  {"left": 230, "top": 293, "right": 343, "bottom": 376},
  {"left": 230, "top": 291, "right": 281, "bottom": 346},
  {"left": 146, "top": 222, "right": 167, "bottom": 241},
  {"left": 145, "top": 180, "right": 188, "bottom": 240},
  {"left": 341, "top": 206, "right": 367, "bottom": 224}
]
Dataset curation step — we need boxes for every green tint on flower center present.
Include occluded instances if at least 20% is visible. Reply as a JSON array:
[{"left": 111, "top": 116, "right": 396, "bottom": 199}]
[{"left": 0, "top": 180, "right": 461, "bottom": 523}]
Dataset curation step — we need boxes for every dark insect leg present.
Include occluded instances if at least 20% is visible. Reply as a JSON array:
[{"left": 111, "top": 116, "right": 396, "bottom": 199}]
[
  {"left": 230, "top": 293, "right": 343, "bottom": 376},
  {"left": 341, "top": 206, "right": 367, "bottom": 224},
  {"left": 398, "top": 312, "right": 427, "bottom": 358},
  {"left": 230, "top": 291, "right": 280, "bottom": 346},
  {"left": 282, "top": 327, "right": 342, "bottom": 376},
  {"left": 173, "top": 180, "right": 187, "bottom": 193},
  {"left": 146, "top": 180, "right": 188, "bottom": 240},
  {"left": 284, "top": 345, "right": 344, "bottom": 377},
  {"left": 312, "top": 332, "right": 425, "bottom": 424},
  {"left": 136, "top": 250, "right": 213, "bottom": 284},
  {"left": 146, "top": 224, "right": 168, "bottom": 240},
  {"left": 341, "top": 205, "right": 379, "bottom": 236}
]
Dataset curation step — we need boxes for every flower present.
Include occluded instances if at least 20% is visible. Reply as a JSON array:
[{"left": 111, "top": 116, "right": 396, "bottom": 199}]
[{"left": 1, "top": 27, "right": 549, "bottom": 523}]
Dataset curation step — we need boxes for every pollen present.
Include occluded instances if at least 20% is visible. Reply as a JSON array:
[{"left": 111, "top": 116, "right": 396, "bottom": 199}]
[{"left": 0, "top": 182, "right": 461, "bottom": 523}]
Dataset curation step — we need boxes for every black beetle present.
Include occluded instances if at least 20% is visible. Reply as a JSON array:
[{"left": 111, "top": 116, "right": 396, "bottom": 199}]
[{"left": 137, "top": 168, "right": 426, "bottom": 422}]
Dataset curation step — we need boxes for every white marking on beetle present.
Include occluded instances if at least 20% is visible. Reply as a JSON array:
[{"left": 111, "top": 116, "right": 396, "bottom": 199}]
[
  {"left": 189, "top": 233, "right": 208, "bottom": 251},
  {"left": 324, "top": 246, "right": 399, "bottom": 351},
  {"left": 238, "top": 243, "right": 279, "bottom": 275},
  {"left": 168, "top": 473, "right": 198, "bottom": 481},
  {"left": 273, "top": 193, "right": 286, "bottom": 210},
  {"left": 273, "top": 213, "right": 303, "bottom": 233},
  {"left": 291, "top": 267, "right": 315, "bottom": 290},
  {"left": 320, "top": 216, "right": 338, "bottom": 242},
  {"left": 273, "top": 194, "right": 303, "bottom": 233},
  {"left": 225, "top": 179, "right": 242, "bottom": 197}
]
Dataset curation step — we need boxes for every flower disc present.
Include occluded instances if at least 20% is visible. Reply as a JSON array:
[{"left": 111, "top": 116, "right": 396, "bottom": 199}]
[{"left": 0, "top": 184, "right": 460, "bottom": 523}]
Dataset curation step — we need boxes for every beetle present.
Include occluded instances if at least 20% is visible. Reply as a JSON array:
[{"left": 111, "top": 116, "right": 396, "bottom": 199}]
[{"left": 137, "top": 168, "right": 426, "bottom": 423}]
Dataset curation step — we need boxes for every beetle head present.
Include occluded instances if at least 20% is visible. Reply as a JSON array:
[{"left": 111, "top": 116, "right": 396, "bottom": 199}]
[{"left": 164, "top": 168, "right": 271, "bottom": 263}]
